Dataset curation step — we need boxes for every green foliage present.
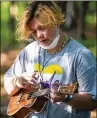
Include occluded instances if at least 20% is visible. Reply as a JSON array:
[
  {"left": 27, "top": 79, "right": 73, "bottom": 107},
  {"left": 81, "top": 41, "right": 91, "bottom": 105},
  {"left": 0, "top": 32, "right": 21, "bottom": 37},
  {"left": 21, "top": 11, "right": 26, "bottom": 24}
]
[
  {"left": 1, "top": 2, "right": 10, "bottom": 49},
  {"left": 1, "top": 2, "right": 29, "bottom": 51},
  {"left": 89, "top": 46, "right": 96, "bottom": 57},
  {"left": 16, "top": 2, "right": 28, "bottom": 18},
  {"left": 88, "top": 1, "right": 96, "bottom": 11},
  {"left": 78, "top": 39, "right": 96, "bottom": 57},
  {"left": 85, "top": 13, "right": 96, "bottom": 24},
  {"left": 1, "top": 2, "right": 10, "bottom": 21}
]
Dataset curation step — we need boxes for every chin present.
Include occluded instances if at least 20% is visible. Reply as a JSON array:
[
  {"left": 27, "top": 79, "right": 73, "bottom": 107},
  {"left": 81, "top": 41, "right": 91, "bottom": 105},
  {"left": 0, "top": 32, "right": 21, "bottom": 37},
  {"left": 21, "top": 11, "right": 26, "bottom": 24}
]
[{"left": 40, "top": 42, "right": 49, "bottom": 47}]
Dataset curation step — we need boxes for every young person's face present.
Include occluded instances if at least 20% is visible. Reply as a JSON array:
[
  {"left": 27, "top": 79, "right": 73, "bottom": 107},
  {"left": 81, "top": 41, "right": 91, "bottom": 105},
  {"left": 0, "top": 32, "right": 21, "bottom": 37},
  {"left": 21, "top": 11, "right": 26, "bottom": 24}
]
[{"left": 29, "top": 18, "right": 57, "bottom": 47}]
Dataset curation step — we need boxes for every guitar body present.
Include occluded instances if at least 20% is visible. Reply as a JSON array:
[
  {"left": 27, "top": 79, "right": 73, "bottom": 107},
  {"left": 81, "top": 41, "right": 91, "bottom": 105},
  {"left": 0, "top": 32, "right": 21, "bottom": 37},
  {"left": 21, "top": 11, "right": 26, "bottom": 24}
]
[
  {"left": 7, "top": 89, "right": 48, "bottom": 118},
  {"left": 12, "top": 107, "right": 32, "bottom": 118}
]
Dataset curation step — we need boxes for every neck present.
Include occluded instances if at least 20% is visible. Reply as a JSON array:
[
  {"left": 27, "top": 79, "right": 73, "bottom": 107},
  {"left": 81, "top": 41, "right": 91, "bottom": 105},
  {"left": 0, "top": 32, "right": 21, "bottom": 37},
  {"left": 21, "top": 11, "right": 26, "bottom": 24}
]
[{"left": 47, "top": 32, "right": 65, "bottom": 54}]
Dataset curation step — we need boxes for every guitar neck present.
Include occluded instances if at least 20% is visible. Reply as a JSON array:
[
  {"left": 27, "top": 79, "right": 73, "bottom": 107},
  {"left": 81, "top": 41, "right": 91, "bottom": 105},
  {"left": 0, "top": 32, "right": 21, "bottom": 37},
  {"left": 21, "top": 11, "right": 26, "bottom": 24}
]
[{"left": 29, "top": 82, "right": 77, "bottom": 98}]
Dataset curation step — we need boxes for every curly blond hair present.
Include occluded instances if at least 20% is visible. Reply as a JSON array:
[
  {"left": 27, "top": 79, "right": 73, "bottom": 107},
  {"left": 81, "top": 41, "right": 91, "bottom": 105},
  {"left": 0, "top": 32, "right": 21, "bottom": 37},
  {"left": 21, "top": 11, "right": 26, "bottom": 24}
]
[{"left": 16, "top": 1, "right": 65, "bottom": 41}]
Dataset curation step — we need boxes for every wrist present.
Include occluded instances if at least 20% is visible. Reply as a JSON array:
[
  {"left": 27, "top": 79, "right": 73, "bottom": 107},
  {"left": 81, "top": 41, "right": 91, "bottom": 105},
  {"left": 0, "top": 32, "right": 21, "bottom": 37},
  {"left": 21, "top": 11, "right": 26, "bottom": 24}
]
[
  {"left": 14, "top": 77, "right": 20, "bottom": 90},
  {"left": 14, "top": 77, "right": 18, "bottom": 87},
  {"left": 9, "top": 77, "right": 20, "bottom": 96}
]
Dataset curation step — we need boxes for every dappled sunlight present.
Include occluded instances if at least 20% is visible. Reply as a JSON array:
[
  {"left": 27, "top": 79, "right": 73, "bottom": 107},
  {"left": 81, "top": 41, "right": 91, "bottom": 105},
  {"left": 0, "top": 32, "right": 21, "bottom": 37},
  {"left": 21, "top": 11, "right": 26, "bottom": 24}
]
[
  {"left": 1, "top": 49, "right": 21, "bottom": 74},
  {"left": 1, "top": 53, "right": 7, "bottom": 66}
]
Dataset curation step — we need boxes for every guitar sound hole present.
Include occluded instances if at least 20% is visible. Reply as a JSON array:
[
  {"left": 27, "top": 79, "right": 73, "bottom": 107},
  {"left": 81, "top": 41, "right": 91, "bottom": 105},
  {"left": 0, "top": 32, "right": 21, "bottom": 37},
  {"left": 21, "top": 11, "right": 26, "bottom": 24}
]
[{"left": 27, "top": 93, "right": 33, "bottom": 100}]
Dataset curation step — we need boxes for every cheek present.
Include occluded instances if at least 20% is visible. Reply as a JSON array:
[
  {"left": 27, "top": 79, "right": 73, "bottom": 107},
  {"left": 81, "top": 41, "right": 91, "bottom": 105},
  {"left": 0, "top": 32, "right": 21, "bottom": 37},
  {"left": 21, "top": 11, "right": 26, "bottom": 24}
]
[
  {"left": 50, "top": 27, "right": 57, "bottom": 37},
  {"left": 43, "top": 31, "right": 50, "bottom": 39},
  {"left": 45, "top": 30, "right": 56, "bottom": 40}
]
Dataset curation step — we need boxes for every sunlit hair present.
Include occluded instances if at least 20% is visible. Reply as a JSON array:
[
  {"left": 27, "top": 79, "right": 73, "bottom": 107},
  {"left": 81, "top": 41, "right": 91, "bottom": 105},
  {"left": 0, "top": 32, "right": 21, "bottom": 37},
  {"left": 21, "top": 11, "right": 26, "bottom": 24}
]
[{"left": 16, "top": 1, "right": 65, "bottom": 41}]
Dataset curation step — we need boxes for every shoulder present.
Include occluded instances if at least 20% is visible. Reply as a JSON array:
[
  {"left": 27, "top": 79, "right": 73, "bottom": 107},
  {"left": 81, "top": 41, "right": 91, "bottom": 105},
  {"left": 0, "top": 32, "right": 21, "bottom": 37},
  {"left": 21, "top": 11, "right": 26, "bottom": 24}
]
[
  {"left": 67, "top": 38, "right": 85, "bottom": 52},
  {"left": 77, "top": 47, "right": 96, "bottom": 66},
  {"left": 16, "top": 41, "right": 39, "bottom": 58},
  {"left": 22, "top": 41, "right": 39, "bottom": 53},
  {"left": 67, "top": 38, "right": 96, "bottom": 65},
  {"left": 25, "top": 41, "right": 39, "bottom": 50},
  {"left": 68, "top": 38, "right": 94, "bottom": 56}
]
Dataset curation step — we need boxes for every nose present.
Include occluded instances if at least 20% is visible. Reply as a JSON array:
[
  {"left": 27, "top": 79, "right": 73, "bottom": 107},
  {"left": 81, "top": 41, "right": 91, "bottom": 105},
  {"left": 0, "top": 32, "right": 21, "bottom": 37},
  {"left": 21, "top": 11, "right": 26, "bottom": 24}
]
[{"left": 37, "top": 31, "right": 43, "bottom": 39}]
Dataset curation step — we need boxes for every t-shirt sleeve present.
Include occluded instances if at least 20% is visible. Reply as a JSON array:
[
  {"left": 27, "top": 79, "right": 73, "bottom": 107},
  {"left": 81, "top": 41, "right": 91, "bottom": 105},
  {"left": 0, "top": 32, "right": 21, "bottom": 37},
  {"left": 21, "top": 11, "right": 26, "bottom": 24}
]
[
  {"left": 4, "top": 49, "right": 26, "bottom": 95},
  {"left": 76, "top": 48, "right": 97, "bottom": 100}
]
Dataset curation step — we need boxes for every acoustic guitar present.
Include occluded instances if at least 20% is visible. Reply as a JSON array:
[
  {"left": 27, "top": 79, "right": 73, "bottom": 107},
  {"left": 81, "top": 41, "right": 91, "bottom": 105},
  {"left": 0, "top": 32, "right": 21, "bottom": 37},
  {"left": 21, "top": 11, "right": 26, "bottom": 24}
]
[{"left": 7, "top": 82, "right": 77, "bottom": 118}]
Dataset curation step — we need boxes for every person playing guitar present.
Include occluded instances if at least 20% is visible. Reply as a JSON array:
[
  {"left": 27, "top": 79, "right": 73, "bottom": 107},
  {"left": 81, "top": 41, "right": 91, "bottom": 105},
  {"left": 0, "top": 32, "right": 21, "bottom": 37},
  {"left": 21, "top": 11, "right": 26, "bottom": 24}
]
[{"left": 4, "top": 1, "right": 97, "bottom": 118}]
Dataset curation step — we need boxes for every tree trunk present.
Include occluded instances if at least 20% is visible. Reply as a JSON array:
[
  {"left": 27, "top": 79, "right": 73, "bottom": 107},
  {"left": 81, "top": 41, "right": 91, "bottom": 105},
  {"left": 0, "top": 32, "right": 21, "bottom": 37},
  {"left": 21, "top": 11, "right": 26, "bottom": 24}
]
[{"left": 79, "top": 1, "right": 89, "bottom": 40}]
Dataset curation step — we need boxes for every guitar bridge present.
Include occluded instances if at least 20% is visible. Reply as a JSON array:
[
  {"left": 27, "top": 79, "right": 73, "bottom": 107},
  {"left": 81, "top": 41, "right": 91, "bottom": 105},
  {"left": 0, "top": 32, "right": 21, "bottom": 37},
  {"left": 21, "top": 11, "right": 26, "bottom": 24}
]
[{"left": 16, "top": 93, "right": 23, "bottom": 104}]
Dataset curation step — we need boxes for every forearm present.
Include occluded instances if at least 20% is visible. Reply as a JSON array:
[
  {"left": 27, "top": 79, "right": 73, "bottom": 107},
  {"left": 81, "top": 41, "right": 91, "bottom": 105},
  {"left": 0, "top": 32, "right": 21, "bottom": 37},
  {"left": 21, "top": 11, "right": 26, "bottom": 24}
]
[{"left": 67, "top": 93, "right": 97, "bottom": 110}]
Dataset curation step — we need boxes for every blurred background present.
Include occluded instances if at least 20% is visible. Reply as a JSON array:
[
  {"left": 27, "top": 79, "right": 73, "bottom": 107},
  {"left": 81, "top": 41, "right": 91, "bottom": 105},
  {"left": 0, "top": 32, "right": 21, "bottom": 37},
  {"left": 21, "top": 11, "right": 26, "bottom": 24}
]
[{"left": 1, "top": 1, "right": 96, "bottom": 118}]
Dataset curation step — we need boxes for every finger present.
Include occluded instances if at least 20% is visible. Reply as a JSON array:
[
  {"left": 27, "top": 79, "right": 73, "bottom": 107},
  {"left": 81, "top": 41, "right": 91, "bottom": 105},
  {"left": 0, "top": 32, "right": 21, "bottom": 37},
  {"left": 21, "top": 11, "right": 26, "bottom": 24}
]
[
  {"left": 19, "top": 83, "right": 29, "bottom": 89},
  {"left": 50, "top": 90, "right": 58, "bottom": 97},
  {"left": 30, "top": 78, "right": 38, "bottom": 84},
  {"left": 22, "top": 81, "right": 31, "bottom": 87},
  {"left": 29, "top": 85, "right": 40, "bottom": 91},
  {"left": 21, "top": 81, "right": 39, "bottom": 90},
  {"left": 28, "top": 80, "right": 37, "bottom": 85},
  {"left": 31, "top": 75, "right": 38, "bottom": 80},
  {"left": 32, "top": 71, "right": 39, "bottom": 80},
  {"left": 50, "top": 92, "right": 64, "bottom": 103},
  {"left": 32, "top": 70, "right": 38, "bottom": 75},
  {"left": 50, "top": 85, "right": 59, "bottom": 94},
  {"left": 50, "top": 92, "right": 59, "bottom": 103},
  {"left": 50, "top": 98, "right": 55, "bottom": 103}
]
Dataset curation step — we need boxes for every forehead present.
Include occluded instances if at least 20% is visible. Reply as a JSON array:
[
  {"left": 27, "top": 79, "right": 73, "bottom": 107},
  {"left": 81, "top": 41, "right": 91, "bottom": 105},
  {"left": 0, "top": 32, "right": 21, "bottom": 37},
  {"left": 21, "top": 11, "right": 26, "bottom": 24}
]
[{"left": 29, "top": 18, "right": 42, "bottom": 30}]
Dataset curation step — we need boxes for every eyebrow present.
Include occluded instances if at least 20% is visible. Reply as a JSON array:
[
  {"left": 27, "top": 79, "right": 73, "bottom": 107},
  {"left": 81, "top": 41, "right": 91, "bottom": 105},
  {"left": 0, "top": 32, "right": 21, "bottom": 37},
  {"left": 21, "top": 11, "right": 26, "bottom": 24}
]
[{"left": 30, "top": 25, "right": 45, "bottom": 31}]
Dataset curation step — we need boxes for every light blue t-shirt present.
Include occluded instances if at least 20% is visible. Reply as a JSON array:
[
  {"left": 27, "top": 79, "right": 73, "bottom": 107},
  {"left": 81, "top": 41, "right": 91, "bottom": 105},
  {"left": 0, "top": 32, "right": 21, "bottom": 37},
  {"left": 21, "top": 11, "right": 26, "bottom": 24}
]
[{"left": 4, "top": 38, "right": 96, "bottom": 118}]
